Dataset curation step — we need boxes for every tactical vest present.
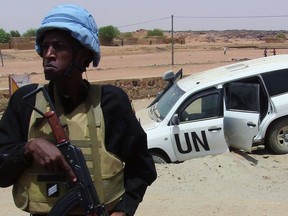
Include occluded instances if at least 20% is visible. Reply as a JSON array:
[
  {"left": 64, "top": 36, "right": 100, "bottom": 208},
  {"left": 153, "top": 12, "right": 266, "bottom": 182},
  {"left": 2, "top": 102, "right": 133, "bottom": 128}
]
[{"left": 12, "top": 84, "right": 125, "bottom": 214}]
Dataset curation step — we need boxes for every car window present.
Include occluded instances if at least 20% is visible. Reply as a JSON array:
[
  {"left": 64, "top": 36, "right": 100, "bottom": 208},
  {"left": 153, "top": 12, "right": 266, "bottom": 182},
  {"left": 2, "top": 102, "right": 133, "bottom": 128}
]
[
  {"left": 179, "top": 93, "right": 219, "bottom": 122},
  {"left": 225, "top": 82, "right": 260, "bottom": 112},
  {"left": 156, "top": 84, "right": 185, "bottom": 119},
  {"left": 262, "top": 69, "right": 288, "bottom": 96}
]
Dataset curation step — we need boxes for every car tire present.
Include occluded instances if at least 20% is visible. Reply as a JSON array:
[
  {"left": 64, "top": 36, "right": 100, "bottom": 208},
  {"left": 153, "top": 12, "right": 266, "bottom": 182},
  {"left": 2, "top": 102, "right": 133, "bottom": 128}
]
[
  {"left": 152, "top": 154, "right": 167, "bottom": 164},
  {"left": 267, "top": 118, "right": 288, "bottom": 154}
]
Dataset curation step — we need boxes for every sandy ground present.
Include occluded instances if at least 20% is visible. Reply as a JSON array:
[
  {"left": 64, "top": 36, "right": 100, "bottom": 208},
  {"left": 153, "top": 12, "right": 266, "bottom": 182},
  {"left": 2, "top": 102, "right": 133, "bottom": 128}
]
[{"left": 1, "top": 40, "right": 288, "bottom": 215}]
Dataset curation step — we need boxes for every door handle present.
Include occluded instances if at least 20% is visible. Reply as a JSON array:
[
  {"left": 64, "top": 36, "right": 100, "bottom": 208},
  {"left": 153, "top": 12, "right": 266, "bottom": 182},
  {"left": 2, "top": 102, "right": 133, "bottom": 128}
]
[
  {"left": 208, "top": 127, "right": 222, "bottom": 132},
  {"left": 247, "top": 121, "right": 256, "bottom": 128}
]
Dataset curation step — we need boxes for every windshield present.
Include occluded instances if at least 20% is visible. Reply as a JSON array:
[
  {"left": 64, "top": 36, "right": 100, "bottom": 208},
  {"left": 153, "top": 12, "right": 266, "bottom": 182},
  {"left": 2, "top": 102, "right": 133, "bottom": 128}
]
[{"left": 155, "top": 84, "right": 185, "bottom": 120}]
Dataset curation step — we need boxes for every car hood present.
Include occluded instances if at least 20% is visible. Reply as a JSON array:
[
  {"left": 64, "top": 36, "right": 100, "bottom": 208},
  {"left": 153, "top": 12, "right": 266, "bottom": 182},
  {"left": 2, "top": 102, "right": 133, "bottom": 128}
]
[{"left": 135, "top": 108, "right": 158, "bottom": 131}]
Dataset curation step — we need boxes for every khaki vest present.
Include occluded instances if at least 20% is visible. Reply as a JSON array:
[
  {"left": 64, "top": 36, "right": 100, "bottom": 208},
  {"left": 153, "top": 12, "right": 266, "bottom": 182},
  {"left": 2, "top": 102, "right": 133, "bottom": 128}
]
[{"left": 13, "top": 85, "right": 125, "bottom": 214}]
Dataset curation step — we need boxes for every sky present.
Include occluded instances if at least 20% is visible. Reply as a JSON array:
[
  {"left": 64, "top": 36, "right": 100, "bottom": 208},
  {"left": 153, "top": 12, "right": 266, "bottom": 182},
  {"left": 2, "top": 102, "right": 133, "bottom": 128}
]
[{"left": 1, "top": 0, "right": 288, "bottom": 34}]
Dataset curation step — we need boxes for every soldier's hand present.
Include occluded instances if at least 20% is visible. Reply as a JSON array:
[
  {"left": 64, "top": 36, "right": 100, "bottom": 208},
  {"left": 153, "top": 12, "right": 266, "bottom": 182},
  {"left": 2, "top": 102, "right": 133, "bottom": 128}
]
[{"left": 25, "top": 138, "right": 77, "bottom": 182}]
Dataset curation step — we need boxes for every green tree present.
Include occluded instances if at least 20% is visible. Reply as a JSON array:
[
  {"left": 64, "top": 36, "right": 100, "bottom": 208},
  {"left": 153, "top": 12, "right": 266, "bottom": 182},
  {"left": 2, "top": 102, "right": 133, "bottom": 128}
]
[
  {"left": 10, "top": 30, "right": 21, "bottom": 37},
  {"left": 22, "top": 28, "right": 36, "bottom": 37},
  {"left": 0, "top": 28, "right": 11, "bottom": 43},
  {"left": 98, "top": 25, "right": 120, "bottom": 45},
  {"left": 147, "top": 29, "right": 164, "bottom": 37}
]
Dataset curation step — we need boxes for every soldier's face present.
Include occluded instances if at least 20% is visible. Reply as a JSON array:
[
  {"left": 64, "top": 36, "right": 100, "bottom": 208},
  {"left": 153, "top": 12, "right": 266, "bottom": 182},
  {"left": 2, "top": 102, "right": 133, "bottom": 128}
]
[{"left": 41, "top": 30, "right": 74, "bottom": 81}]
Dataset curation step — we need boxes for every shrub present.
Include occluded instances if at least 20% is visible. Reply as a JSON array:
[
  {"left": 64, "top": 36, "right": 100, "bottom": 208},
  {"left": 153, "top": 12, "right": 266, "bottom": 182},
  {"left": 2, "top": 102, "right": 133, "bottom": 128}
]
[
  {"left": 147, "top": 29, "right": 164, "bottom": 37},
  {"left": 275, "top": 32, "right": 286, "bottom": 40},
  {"left": 98, "top": 25, "right": 120, "bottom": 45},
  {"left": 10, "top": 30, "right": 21, "bottom": 37},
  {"left": 22, "top": 28, "right": 36, "bottom": 37},
  {"left": 0, "top": 28, "right": 11, "bottom": 43},
  {"left": 120, "top": 32, "right": 133, "bottom": 39}
]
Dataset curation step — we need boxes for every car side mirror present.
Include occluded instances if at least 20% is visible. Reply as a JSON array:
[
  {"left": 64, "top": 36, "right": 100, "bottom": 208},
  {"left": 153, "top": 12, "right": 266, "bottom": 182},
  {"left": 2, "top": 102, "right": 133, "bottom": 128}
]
[
  {"left": 171, "top": 114, "right": 180, "bottom": 125},
  {"left": 163, "top": 70, "right": 175, "bottom": 82}
]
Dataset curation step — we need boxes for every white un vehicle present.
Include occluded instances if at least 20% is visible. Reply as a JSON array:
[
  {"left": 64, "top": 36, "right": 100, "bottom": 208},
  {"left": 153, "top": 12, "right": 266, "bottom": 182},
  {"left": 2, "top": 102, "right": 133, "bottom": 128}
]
[{"left": 136, "top": 54, "right": 288, "bottom": 163}]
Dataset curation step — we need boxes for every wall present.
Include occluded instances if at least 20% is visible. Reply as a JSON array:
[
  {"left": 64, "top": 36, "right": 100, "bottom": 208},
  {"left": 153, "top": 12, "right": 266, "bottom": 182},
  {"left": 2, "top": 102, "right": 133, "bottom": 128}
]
[
  {"left": 92, "top": 76, "right": 167, "bottom": 100},
  {"left": 0, "top": 37, "right": 35, "bottom": 50},
  {"left": 113, "top": 37, "right": 171, "bottom": 46},
  {"left": 1, "top": 36, "right": 185, "bottom": 49},
  {"left": 0, "top": 76, "right": 168, "bottom": 113}
]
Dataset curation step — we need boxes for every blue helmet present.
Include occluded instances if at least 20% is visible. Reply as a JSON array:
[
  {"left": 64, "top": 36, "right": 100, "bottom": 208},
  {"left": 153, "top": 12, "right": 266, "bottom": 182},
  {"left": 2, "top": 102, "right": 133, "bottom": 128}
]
[{"left": 35, "top": 4, "right": 100, "bottom": 67}]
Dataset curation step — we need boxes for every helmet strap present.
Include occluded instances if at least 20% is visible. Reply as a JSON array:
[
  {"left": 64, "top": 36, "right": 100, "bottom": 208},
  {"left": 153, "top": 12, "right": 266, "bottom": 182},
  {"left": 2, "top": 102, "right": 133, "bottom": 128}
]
[
  {"left": 62, "top": 62, "right": 86, "bottom": 77},
  {"left": 63, "top": 41, "right": 87, "bottom": 75}
]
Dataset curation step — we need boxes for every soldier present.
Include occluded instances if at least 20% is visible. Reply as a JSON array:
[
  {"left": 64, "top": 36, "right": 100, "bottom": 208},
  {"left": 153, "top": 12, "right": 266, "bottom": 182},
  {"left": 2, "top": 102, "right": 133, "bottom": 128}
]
[{"left": 0, "top": 4, "right": 156, "bottom": 216}]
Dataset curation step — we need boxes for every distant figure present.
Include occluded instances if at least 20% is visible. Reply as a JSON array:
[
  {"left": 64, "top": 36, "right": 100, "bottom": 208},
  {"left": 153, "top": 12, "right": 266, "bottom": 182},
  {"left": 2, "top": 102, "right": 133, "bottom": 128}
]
[
  {"left": 272, "top": 48, "right": 276, "bottom": 55},
  {"left": 264, "top": 48, "right": 267, "bottom": 57},
  {"left": 0, "top": 49, "right": 3, "bottom": 67},
  {"left": 224, "top": 47, "right": 227, "bottom": 55}
]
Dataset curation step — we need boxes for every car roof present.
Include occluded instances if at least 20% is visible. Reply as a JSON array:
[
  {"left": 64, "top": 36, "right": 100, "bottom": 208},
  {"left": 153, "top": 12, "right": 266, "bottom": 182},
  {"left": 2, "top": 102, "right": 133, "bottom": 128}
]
[{"left": 178, "top": 54, "right": 288, "bottom": 92}]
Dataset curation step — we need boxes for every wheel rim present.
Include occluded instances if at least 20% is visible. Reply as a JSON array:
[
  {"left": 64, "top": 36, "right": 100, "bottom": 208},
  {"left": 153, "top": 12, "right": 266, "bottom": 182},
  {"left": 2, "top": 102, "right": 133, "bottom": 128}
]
[{"left": 276, "top": 125, "right": 288, "bottom": 147}]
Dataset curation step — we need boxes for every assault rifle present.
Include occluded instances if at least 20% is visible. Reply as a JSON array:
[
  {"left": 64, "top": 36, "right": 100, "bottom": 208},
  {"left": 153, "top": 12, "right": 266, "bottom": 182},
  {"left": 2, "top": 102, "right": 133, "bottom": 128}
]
[{"left": 23, "top": 86, "right": 109, "bottom": 216}]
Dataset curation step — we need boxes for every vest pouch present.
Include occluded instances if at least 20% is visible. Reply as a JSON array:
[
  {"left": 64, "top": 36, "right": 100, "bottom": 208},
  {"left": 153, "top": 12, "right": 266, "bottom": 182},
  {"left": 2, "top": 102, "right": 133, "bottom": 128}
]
[
  {"left": 102, "top": 168, "right": 125, "bottom": 206},
  {"left": 13, "top": 165, "right": 68, "bottom": 214}
]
